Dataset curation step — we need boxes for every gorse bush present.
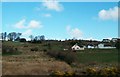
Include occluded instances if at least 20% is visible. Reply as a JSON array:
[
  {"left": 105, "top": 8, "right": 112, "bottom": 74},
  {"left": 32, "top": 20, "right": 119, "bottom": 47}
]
[
  {"left": 85, "top": 67, "right": 119, "bottom": 76},
  {"left": 50, "top": 71, "right": 75, "bottom": 77},
  {"left": 50, "top": 67, "right": 119, "bottom": 76}
]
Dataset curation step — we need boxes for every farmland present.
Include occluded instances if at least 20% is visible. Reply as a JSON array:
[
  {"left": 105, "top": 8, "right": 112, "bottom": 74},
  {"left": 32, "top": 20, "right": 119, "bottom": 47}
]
[{"left": 1, "top": 41, "right": 119, "bottom": 76}]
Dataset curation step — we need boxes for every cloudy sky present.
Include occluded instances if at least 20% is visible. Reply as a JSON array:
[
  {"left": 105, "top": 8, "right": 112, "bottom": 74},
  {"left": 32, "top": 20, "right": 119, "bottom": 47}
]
[{"left": 2, "top": 1, "right": 118, "bottom": 40}]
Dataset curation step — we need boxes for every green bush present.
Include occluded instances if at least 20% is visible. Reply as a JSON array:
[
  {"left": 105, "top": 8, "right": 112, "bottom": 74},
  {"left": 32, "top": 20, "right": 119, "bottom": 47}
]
[
  {"left": 64, "top": 52, "right": 77, "bottom": 64},
  {"left": 47, "top": 50, "right": 59, "bottom": 58},
  {"left": 47, "top": 51, "right": 77, "bottom": 64},
  {"left": 24, "top": 45, "right": 28, "bottom": 47},
  {"left": 30, "top": 47, "right": 38, "bottom": 51},
  {"left": 43, "top": 49, "right": 47, "bottom": 52}
]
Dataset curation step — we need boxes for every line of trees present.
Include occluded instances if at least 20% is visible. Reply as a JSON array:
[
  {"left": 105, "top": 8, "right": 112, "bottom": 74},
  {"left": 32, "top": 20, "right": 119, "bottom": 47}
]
[
  {"left": 0, "top": 32, "right": 22, "bottom": 41},
  {"left": 0, "top": 32, "right": 46, "bottom": 42},
  {"left": 29, "top": 35, "right": 45, "bottom": 43}
]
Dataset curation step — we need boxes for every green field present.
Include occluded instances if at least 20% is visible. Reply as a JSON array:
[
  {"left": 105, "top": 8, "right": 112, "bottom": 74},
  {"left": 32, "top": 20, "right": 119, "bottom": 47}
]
[{"left": 76, "top": 49, "right": 118, "bottom": 64}]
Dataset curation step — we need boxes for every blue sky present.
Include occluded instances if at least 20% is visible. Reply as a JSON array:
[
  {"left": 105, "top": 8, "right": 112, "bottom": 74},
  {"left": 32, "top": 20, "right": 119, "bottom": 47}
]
[
  {"left": 1, "top": 0, "right": 119, "bottom": 2},
  {"left": 2, "top": 2, "right": 118, "bottom": 41}
]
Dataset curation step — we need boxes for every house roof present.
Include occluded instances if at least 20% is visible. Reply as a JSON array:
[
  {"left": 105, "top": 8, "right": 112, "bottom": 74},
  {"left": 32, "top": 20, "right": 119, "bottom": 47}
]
[{"left": 72, "top": 43, "right": 79, "bottom": 47}]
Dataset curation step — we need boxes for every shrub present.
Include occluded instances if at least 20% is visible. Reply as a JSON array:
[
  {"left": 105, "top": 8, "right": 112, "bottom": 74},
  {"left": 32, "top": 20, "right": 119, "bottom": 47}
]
[
  {"left": 31, "top": 40, "right": 42, "bottom": 44},
  {"left": 43, "top": 49, "right": 47, "bottom": 52},
  {"left": 50, "top": 71, "right": 75, "bottom": 76},
  {"left": 24, "top": 45, "right": 28, "bottom": 47},
  {"left": 47, "top": 51, "right": 59, "bottom": 58},
  {"left": 50, "top": 71, "right": 65, "bottom": 76},
  {"left": 30, "top": 47, "right": 38, "bottom": 51},
  {"left": 86, "top": 68, "right": 97, "bottom": 76},
  {"left": 64, "top": 52, "right": 77, "bottom": 64},
  {"left": 115, "top": 39, "right": 120, "bottom": 50},
  {"left": 50, "top": 67, "right": 119, "bottom": 76},
  {"left": 85, "top": 67, "right": 119, "bottom": 76},
  {"left": 2, "top": 44, "right": 20, "bottom": 55},
  {"left": 99, "top": 67, "right": 118, "bottom": 76},
  {"left": 47, "top": 51, "right": 77, "bottom": 64},
  {"left": 19, "top": 38, "right": 26, "bottom": 42}
]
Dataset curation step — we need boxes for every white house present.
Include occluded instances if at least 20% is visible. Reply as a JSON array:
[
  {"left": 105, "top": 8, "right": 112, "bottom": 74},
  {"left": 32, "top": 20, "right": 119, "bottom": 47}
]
[
  {"left": 98, "top": 43, "right": 104, "bottom": 48},
  {"left": 71, "top": 43, "right": 84, "bottom": 50},
  {"left": 98, "top": 43, "right": 116, "bottom": 49},
  {"left": 87, "top": 45, "right": 94, "bottom": 49}
]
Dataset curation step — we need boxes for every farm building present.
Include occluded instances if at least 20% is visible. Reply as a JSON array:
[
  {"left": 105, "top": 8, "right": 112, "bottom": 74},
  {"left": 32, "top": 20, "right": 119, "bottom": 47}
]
[
  {"left": 98, "top": 43, "right": 116, "bottom": 49},
  {"left": 71, "top": 43, "right": 84, "bottom": 50}
]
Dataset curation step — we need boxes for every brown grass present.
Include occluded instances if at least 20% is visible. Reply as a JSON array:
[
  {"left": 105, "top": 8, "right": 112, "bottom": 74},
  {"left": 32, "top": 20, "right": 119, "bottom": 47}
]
[
  {"left": 2, "top": 42, "right": 73, "bottom": 75},
  {"left": 2, "top": 61, "right": 73, "bottom": 75}
]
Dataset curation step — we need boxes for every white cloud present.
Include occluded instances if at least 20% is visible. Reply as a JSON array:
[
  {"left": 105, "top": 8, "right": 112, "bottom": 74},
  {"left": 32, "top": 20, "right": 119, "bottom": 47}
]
[
  {"left": 43, "top": 13, "right": 52, "bottom": 17},
  {"left": 98, "top": 6, "right": 118, "bottom": 20},
  {"left": 21, "top": 29, "right": 32, "bottom": 41},
  {"left": 66, "top": 25, "right": 83, "bottom": 39},
  {"left": 14, "top": 19, "right": 43, "bottom": 29},
  {"left": 28, "top": 20, "right": 42, "bottom": 28},
  {"left": 42, "top": 0, "right": 63, "bottom": 12},
  {"left": 14, "top": 19, "right": 26, "bottom": 29},
  {"left": 22, "top": 29, "right": 32, "bottom": 36}
]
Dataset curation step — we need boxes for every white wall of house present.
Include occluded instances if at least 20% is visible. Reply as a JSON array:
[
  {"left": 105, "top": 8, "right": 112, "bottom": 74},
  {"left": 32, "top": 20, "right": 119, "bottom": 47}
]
[
  {"left": 87, "top": 45, "right": 94, "bottom": 49},
  {"left": 98, "top": 43, "right": 116, "bottom": 49},
  {"left": 98, "top": 44, "right": 104, "bottom": 48}
]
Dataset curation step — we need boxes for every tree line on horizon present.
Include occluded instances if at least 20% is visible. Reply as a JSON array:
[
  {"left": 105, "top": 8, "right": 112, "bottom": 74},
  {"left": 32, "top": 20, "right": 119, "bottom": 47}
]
[
  {"left": 0, "top": 32, "right": 120, "bottom": 50},
  {"left": 0, "top": 32, "right": 45, "bottom": 42}
]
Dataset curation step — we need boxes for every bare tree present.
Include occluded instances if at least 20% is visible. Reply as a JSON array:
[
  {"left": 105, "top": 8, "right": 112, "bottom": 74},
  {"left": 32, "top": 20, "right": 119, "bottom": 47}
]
[
  {"left": 40, "top": 35, "right": 45, "bottom": 41},
  {"left": 3, "top": 32, "right": 7, "bottom": 41},
  {"left": 29, "top": 35, "right": 34, "bottom": 41},
  {"left": 15, "top": 33, "right": 22, "bottom": 41},
  {"left": 0, "top": 33, "right": 4, "bottom": 40},
  {"left": 7, "top": 32, "right": 22, "bottom": 41}
]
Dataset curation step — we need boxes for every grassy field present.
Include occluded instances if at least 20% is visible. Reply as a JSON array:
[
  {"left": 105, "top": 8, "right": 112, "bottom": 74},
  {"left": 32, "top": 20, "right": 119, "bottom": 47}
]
[
  {"left": 2, "top": 41, "right": 119, "bottom": 75},
  {"left": 76, "top": 49, "right": 118, "bottom": 64}
]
